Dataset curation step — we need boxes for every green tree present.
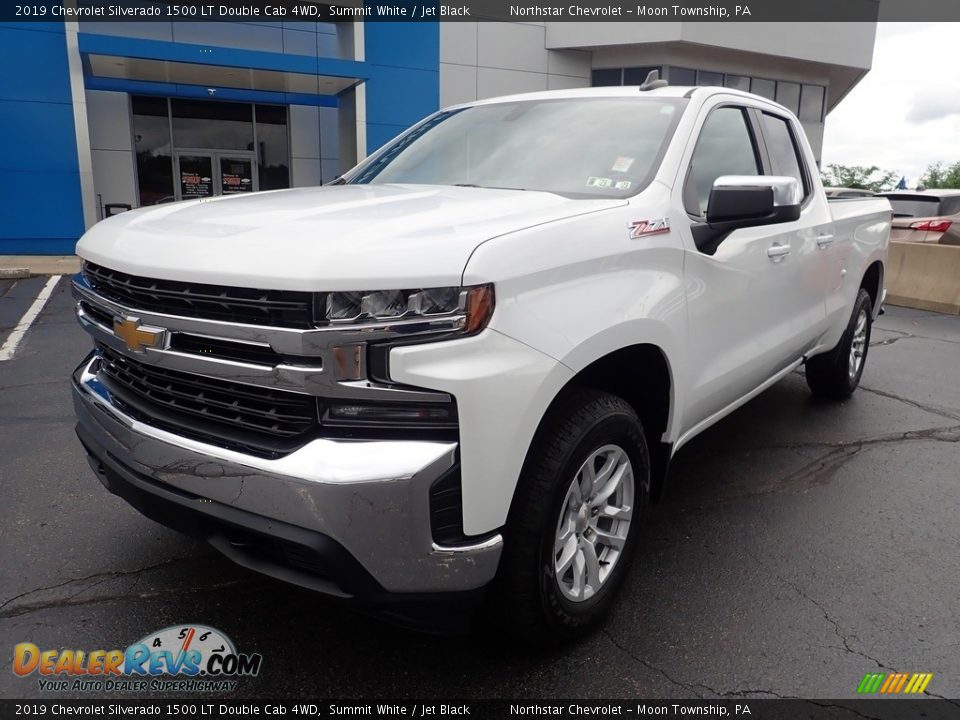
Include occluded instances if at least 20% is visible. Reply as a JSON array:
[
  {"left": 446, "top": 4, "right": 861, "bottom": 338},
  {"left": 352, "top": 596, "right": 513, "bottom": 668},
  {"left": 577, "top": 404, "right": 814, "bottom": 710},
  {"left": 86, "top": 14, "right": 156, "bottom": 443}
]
[
  {"left": 919, "top": 161, "right": 960, "bottom": 189},
  {"left": 820, "top": 164, "right": 899, "bottom": 192}
]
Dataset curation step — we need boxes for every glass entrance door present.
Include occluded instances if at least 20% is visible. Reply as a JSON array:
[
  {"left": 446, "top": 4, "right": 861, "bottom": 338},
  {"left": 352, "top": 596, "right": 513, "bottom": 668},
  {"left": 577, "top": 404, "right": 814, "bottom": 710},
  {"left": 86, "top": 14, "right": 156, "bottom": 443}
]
[
  {"left": 176, "top": 154, "right": 214, "bottom": 200},
  {"left": 174, "top": 152, "right": 258, "bottom": 200},
  {"left": 218, "top": 156, "right": 255, "bottom": 195}
]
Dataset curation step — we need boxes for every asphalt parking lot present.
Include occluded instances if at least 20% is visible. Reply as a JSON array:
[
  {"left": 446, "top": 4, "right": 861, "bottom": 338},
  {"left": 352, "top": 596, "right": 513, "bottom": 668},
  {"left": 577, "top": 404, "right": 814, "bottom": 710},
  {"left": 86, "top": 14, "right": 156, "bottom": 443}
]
[{"left": 1, "top": 275, "right": 958, "bottom": 700}]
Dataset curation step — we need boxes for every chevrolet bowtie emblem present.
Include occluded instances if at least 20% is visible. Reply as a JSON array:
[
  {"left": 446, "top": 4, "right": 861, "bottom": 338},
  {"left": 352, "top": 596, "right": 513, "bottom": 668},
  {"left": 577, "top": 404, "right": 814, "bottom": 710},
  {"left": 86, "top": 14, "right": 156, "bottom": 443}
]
[{"left": 113, "top": 316, "right": 165, "bottom": 353}]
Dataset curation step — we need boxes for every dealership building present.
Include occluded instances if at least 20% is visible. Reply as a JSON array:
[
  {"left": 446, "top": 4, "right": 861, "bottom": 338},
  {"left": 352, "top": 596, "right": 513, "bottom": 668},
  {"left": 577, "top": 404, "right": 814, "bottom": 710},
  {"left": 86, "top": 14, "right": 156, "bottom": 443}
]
[{"left": 1, "top": 17, "right": 877, "bottom": 254}]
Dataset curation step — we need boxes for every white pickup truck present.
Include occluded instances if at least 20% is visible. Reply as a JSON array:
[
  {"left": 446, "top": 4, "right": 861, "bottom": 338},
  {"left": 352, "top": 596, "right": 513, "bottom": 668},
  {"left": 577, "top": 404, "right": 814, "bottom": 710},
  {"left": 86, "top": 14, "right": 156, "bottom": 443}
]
[{"left": 72, "top": 83, "right": 890, "bottom": 641}]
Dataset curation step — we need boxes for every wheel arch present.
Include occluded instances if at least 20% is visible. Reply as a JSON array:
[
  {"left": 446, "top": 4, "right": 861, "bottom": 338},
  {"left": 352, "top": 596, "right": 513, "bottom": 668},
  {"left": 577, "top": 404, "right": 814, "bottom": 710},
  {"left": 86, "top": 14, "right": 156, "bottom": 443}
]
[
  {"left": 860, "top": 260, "right": 884, "bottom": 316},
  {"left": 519, "top": 343, "right": 676, "bottom": 505}
]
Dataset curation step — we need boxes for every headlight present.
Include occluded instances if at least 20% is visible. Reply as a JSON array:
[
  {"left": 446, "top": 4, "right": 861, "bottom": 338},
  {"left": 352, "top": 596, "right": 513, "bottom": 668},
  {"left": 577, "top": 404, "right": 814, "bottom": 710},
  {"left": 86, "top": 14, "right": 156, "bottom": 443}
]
[{"left": 322, "top": 284, "right": 494, "bottom": 335}]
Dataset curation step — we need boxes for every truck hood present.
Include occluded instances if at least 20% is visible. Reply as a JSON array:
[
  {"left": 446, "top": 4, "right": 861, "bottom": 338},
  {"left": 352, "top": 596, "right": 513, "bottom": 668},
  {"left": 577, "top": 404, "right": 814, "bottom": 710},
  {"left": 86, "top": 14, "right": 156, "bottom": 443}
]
[{"left": 77, "top": 184, "right": 623, "bottom": 290}]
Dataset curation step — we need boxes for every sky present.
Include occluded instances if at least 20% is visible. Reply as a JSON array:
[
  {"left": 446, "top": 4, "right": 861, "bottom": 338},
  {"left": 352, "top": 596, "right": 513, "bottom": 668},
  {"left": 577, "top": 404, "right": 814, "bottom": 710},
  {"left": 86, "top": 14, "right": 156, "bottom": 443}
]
[{"left": 821, "top": 22, "right": 960, "bottom": 186}]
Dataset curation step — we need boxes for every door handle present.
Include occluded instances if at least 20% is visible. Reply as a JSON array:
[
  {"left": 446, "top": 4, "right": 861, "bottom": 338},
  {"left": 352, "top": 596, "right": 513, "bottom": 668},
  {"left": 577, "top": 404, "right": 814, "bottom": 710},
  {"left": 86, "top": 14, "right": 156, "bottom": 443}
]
[
  {"left": 766, "top": 243, "right": 791, "bottom": 260},
  {"left": 816, "top": 233, "right": 835, "bottom": 248}
]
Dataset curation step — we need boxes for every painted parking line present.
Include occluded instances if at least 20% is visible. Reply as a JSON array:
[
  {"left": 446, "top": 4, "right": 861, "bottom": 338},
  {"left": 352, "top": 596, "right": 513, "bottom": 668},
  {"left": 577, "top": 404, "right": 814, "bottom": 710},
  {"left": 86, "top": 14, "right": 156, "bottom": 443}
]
[{"left": 0, "top": 275, "right": 62, "bottom": 362}]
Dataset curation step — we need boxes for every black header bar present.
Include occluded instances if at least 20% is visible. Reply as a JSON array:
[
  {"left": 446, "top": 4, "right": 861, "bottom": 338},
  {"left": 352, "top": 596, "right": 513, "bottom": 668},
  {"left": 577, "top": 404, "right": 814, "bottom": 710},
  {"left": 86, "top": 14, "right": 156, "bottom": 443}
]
[
  {"left": 1, "top": 699, "right": 958, "bottom": 719},
  {"left": 4, "top": 0, "right": 960, "bottom": 23}
]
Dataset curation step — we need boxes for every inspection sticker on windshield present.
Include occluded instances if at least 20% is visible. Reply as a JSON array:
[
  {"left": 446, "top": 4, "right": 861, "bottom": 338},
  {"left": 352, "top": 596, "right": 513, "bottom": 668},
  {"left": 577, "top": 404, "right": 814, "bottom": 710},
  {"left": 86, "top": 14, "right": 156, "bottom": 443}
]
[
  {"left": 587, "top": 176, "right": 614, "bottom": 188},
  {"left": 611, "top": 156, "right": 635, "bottom": 173}
]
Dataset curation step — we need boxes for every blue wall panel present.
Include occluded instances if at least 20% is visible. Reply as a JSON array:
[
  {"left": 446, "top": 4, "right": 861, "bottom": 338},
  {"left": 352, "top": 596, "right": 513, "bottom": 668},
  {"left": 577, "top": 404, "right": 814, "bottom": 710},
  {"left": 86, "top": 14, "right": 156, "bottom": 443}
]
[
  {"left": 0, "top": 26, "right": 72, "bottom": 103},
  {"left": 0, "top": 24, "right": 85, "bottom": 255},
  {"left": 362, "top": 21, "right": 439, "bottom": 155},
  {"left": 0, "top": 100, "right": 80, "bottom": 173},
  {"left": 366, "top": 123, "right": 417, "bottom": 155}
]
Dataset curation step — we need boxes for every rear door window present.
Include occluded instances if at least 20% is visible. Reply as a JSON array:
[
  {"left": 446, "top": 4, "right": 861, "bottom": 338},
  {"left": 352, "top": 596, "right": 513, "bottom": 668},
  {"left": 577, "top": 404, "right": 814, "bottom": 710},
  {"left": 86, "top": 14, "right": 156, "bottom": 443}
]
[{"left": 760, "top": 113, "right": 809, "bottom": 200}]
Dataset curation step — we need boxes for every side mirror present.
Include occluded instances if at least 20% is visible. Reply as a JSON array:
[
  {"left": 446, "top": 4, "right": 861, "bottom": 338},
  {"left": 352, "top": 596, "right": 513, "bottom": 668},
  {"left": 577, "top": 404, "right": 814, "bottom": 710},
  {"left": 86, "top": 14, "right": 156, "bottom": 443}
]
[{"left": 706, "top": 175, "right": 802, "bottom": 230}]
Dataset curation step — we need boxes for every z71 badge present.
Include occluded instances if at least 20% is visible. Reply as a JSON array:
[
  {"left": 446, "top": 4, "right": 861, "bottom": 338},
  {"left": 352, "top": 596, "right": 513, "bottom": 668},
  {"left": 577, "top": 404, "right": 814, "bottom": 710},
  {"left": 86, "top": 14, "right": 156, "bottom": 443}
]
[{"left": 629, "top": 218, "right": 670, "bottom": 239}]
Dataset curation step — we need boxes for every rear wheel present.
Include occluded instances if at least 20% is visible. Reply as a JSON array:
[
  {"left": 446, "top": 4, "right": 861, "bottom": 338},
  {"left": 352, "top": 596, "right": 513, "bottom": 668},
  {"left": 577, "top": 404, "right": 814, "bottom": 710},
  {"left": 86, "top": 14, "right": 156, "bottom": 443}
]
[
  {"left": 805, "top": 288, "right": 873, "bottom": 399},
  {"left": 496, "top": 389, "right": 650, "bottom": 644}
]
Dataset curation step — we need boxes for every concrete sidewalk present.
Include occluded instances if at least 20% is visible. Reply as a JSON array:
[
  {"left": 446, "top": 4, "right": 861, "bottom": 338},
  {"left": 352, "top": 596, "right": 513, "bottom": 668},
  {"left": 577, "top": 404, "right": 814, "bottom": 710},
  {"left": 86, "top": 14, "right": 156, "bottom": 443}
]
[{"left": 0, "top": 256, "right": 80, "bottom": 278}]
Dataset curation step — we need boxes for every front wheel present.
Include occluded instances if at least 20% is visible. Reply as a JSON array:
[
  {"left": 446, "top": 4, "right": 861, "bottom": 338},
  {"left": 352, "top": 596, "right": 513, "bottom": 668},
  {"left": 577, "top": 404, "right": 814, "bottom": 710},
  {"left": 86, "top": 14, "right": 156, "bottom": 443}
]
[
  {"left": 495, "top": 389, "right": 650, "bottom": 644},
  {"left": 805, "top": 288, "right": 873, "bottom": 399}
]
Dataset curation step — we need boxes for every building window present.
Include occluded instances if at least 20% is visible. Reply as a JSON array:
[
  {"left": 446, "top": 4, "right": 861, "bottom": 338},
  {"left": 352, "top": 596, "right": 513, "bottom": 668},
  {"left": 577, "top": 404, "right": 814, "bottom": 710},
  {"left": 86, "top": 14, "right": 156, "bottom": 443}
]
[
  {"left": 775, "top": 82, "right": 801, "bottom": 116},
  {"left": 670, "top": 67, "right": 697, "bottom": 85},
  {"left": 588, "top": 67, "right": 825, "bottom": 122},
  {"left": 171, "top": 99, "right": 254, "bottom": 151},
  {"left": 255, "top": 104, "right": 290, "bottom": 192},
  {"left": 697, "top": 70, "right": 724, "bottom": 87},
  {"left": 131, "top": 96, "right": 290, "bottom": 206},
  {"left": 132, "top": 96, "right": 175, "bottom": 206},
  {"left": 623, "top": 66, "right": 661, "bottom": 85},
  {"left": 591, "top": 68, "right": 622, "bottom": 87},
  {"left": 750, "top": 78, "right": 776, "bottom": 101},
  {"left": 799, "top": 84, "right": 826, "bottom": 122},
  {"left": 724, "top": 75, "right": 750, "bottom": 92}
]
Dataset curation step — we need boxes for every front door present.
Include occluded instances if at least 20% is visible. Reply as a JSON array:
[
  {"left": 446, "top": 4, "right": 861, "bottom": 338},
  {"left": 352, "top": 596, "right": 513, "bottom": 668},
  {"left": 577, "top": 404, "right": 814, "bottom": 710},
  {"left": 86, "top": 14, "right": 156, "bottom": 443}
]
[
  {"left": 677, "top": 103, "right": 825, "bottom": 434},
  {"left": 174, "top": 152, "right": 258, "bottom": 201}
]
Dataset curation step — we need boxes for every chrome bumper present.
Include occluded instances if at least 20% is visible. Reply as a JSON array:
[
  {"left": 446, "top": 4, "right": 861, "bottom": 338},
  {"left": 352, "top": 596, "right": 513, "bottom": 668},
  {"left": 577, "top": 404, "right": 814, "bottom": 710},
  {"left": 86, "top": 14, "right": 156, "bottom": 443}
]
[{"left": 72, "top": 354, "right": 502, "bottom": 595}]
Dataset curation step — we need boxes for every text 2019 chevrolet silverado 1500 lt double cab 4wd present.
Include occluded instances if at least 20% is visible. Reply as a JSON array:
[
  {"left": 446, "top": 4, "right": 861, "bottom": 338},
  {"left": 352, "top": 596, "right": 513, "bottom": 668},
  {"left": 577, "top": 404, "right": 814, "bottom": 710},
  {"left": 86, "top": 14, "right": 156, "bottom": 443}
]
[{"left": 72, "top": 83, "right": 890, "bottom": 641}]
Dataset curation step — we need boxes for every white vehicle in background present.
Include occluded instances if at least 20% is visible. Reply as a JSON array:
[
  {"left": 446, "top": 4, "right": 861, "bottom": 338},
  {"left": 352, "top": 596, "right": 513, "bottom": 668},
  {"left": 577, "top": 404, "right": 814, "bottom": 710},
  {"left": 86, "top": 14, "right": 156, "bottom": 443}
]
[{"left": 72, "top": 78, "right": 890, "bottom": 642}]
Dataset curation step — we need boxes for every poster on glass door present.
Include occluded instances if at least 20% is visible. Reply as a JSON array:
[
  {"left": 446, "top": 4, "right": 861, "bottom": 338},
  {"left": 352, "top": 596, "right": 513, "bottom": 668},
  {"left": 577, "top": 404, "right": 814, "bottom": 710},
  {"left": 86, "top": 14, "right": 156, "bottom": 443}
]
[
  {"left": 179, "top": 156, "right": 213, "bottom": 199},
  {"left": 221, "top": 159, "right": 253, "bottom": 195}
]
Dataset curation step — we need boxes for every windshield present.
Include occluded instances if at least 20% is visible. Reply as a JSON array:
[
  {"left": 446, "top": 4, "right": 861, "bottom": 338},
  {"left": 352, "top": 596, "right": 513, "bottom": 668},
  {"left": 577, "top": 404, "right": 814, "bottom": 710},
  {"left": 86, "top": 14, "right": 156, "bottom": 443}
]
[{"left": 347, "top": 97, "right": 686, "bottom": 198}]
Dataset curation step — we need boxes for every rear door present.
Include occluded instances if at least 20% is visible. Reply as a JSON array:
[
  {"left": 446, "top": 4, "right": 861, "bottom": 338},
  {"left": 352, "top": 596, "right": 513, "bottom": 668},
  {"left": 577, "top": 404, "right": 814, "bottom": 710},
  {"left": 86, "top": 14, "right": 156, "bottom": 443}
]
[
  {"left": 677, "top": 99, "right": 826, "bottom": 433},
  {"left": 757, "top": 111, "right": 839, "bottom": 336}
]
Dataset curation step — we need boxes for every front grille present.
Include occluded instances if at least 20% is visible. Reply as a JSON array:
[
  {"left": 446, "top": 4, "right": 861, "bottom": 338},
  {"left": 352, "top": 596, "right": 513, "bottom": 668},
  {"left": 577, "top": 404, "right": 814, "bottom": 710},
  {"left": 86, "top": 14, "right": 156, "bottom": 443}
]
[
  {"left": 83, "top": 262, "right": 314, "bottom": 328},
  {"left": 97, "top": 346, "right": 318, "bottom": 457},
  {"left": 170, "top": 333, "right": 285, "bottom": 366},
  {"left": 80, "top": 301, "right": 114, "bottom": 329}
]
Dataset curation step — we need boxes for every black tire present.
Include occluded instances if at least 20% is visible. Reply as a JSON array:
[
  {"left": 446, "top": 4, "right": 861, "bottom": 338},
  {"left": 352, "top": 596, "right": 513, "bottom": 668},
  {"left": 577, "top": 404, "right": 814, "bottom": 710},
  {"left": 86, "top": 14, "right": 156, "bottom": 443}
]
[
  {"left": 805, "top": 288, "right": 873, "bottom": 399},
  {"left": 495, "top": 388, "right": 650, "bottom": 645}
]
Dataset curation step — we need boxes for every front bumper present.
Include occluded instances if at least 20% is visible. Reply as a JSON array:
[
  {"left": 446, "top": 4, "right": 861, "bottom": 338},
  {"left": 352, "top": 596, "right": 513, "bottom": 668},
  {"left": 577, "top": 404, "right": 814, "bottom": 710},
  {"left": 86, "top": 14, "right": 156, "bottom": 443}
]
[{"left": 72, "top": 354, "right": 503, "bottom": 597}]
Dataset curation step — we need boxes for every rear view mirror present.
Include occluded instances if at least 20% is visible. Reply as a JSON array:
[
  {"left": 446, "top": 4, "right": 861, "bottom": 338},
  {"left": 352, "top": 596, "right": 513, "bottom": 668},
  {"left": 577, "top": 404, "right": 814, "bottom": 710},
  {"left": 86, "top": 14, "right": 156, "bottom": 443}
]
[
  {"left": 707, "top": 175, "right": 802, "bottom": 229},
  {"left": 693, "top": 176, "right": 802, "bottom": 255}
]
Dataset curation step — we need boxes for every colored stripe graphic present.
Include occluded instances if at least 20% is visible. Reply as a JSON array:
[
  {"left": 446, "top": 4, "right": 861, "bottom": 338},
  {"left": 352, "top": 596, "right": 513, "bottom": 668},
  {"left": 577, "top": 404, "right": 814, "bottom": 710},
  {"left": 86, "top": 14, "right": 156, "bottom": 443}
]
[
  {"left": 857, "top": 673, "right": 885, "bottom": 693},
  {"left": 857, "top": 672, "right": 933, "bottom": 694}
]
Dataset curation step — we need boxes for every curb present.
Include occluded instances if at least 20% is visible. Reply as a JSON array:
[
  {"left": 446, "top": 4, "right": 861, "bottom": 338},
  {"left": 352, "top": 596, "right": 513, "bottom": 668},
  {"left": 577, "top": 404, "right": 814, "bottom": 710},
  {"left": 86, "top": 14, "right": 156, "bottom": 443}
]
[{"left": 0, "top": 268, "right": 31, "bottom": 279}]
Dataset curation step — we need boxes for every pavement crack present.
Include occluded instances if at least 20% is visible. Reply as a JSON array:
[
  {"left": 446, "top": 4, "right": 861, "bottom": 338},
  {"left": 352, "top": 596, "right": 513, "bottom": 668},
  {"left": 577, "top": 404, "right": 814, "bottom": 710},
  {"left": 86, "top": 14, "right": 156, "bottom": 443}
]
[
  {"left": 859, "top": 385, "right": 960, "bottom": 422},
  {"left": 602, "top": 629, "right": 709, "bottom": 698},
  {"left": 0, "top": 579, "right": 257, "bottom": 620},
  {"left": 0, "top": 557, "right": 190, "bottom": 617},
  {"left": 716, "top": 689, "right": 786, "bottom": 698},
  {"left": 745, "top": 550, "right": 890, "bottom": 671}
]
